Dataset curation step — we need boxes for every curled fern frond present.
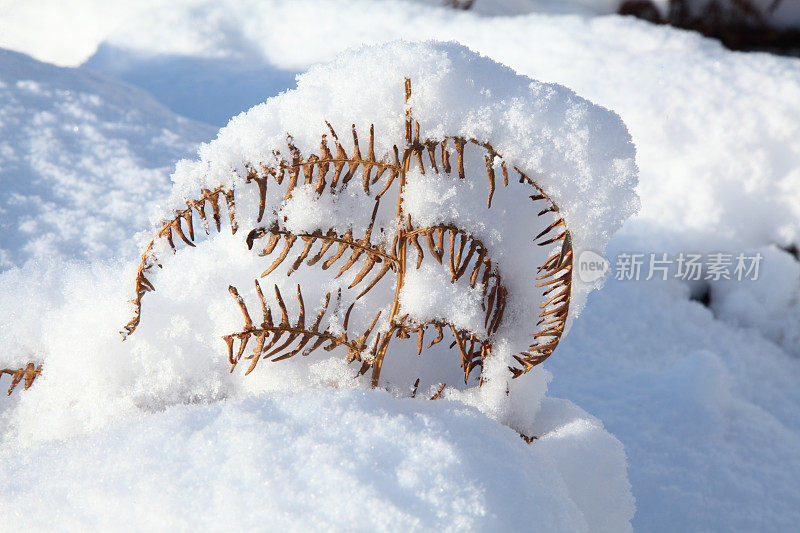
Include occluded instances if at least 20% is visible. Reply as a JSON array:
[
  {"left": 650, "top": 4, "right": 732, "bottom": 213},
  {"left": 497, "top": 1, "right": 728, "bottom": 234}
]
[
  {"left": 122, "top": 186, "right": 236, "bottom": 338},
  {"left": 120, "top": 77, "right": 573, "bottom": 391}
]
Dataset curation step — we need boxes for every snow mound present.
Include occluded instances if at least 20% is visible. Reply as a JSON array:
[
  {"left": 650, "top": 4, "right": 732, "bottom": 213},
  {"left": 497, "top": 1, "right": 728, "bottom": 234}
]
[
  {"left": 0, "top": 40, "right": 636, "bottom": 531},
  {"left": 87, "top": 41, "right": 640, "bottom": 435},
  {"left": 413, "top": 0, "right": 622, "bottom": 17},
  {"left": 155, "top": 41, "right": 636, "bottom": 380},
  {"left": 0, "top": 41, "right": 639, "bottom": 441},
  {"left": 1, "top": 1, "right": 799, "bottom": 530},
  {"left": 170, "top": 40, "right": 638, "bottom": 275},
  {"left": 0, "top": 49, "right": 213, "bottom": 268},
  {"left": 0, "top": 389, "right": 633, "bottom": 532},
  {"left": 710, "top": 245, "right": 800, "bottom": 357},
  {"left": 548, "top": 275, "right": 800, "bottom": 531},
  {"left": 1, "top": 40, "right": 640, "bottom": 441}
]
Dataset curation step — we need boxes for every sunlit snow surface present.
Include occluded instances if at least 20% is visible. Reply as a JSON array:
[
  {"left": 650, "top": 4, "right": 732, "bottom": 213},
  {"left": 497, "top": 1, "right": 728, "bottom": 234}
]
[
  {"left": 1, "top": 0, "right": 800, "bottom": 531},
  {"left": 0, "top": 49, "right": 214, "bottom": 267},
  {"left": 0, "top": 390, "right": 632, "bottom": 531},
  {"left": 0, "top": 35, "right": 635, "bottom": 533}
]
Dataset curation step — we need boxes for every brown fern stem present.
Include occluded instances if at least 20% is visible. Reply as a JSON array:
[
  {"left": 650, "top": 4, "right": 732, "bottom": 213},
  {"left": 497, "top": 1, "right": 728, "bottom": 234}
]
[{"left": 370, "top": 78, "right": 414, "bottom": 387}]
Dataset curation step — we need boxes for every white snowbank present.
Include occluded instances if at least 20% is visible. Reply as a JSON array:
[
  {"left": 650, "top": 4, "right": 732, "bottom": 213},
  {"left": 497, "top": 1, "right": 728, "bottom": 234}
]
[
  {"left": 0, "top": 39, "right": 636, "bottom": 531},
  {"left": 710, "top": 245, "right": 800, "bottom": 357},
  {"left": 412, "top": 0, "right": 622, "bottom": 16},
  {"left": 0, "top": 49, "right": 213, "bottom": 268},
  {"left": 0, "top": 390, "right": 633, "bottom": 532},
  {"left": 547, "top": 274, "right": 800, "bottom": 531},
  {"left": 2, "top": 40, "right": 638, "bottom": 436},
  {"left": 0, "top": 0, "right": 618, "bottom": 68},
  {"left": 166, "top": 39, "right": 637, "bottom": 328},
  {"left": 3, "top": 1, "right": 797, "bottom": 254},
  {"left": 2, "top": 1, "right": 800, "bottom": 530}
]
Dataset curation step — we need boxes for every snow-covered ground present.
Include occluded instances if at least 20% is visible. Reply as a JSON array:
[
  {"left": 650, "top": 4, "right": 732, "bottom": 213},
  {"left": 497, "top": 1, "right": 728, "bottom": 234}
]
[
  {"left": 1, "top": 1, "right": 799, "bottom": 531},
  {"left": 0, "top": 49, "right": 214, "bottom": 266}
]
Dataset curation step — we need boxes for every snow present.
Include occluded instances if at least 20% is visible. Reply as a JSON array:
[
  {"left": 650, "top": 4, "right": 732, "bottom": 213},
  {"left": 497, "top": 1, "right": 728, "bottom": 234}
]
[
  {"left": 162, "top": 40, "right": 637, "bottom": 327},
  {"left": 4, "top": 0, "right": 799, "bottom": 250},
  {"left": 0, "top": 390, "right": 633, "bottom": 531},
  {"left": 412, "top": 0, "right": 622, "bottom": 16},
  {"left": 710, "top": 245, "right": 800, "bottom": 357},
  {"left": 0, "top": 40, "right": 637, "bottom": 429},
  {"left": 547, "top": 273, "right": 800, "bottom": 531},
  {"left": 1, "top": 0, "right": 800, "bottom": 531},
  {"left": 0, "top": 49, "right": 213, "bottom": 267},
  {"left": 0, "top": 39, "right": 635, "bottom": 530}
]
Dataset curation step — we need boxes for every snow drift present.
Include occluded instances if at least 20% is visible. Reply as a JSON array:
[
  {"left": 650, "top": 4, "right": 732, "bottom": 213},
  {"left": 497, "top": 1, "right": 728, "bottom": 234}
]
[
  {"left": 131, "top": 40, "right": 638, "bottom": 398},
  {"left": 4, "top": 0, "right": 799, "bottom": 529},
  {"left": 0, "top": 49, "right": 213, "bottom": 268},
  {"left": 0, "top": 40, "right": 636, "bottom": 530}
]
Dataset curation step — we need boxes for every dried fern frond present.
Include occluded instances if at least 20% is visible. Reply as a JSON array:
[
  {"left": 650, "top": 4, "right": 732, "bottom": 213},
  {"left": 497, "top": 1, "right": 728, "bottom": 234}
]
[
  {"left": 120, "top": 77, "right": 573, "bottom": 391},
  {"left": 122, "top": 186, "right": 236, "bottom": 338},
  {"left": 224, "top": 282, "right": 380, "bottom": 376},
  {"left": 1, "top": 363, "right": 42, "bottom": 395},
  {"left": 246, "top": 220, "right": 398, "bottom": 298}
]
